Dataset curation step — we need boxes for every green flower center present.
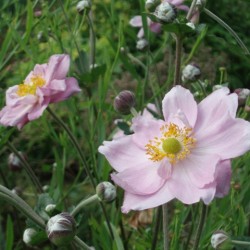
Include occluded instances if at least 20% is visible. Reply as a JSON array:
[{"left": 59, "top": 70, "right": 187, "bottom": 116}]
[{"left": 162, "top": 138, "right": 182, "bottom": 154}]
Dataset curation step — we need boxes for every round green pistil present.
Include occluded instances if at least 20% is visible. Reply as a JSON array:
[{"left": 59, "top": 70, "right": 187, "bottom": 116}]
[{"left": 162, "top": 138, "right": 182, "bottom": 154}]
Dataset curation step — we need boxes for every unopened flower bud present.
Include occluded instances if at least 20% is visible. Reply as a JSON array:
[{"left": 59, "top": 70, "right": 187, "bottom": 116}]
[
  {"left": 211, "top": 231, "right": 230, "bottom": 249},
  {"left": 186, "top": 22, "right": 195, "bottom": 30},
  {"left": 136, "top": 38, "right": 149, "bottom": 51},
  {"left": 154, "top": 2, "right": 177, "bottom": 23},
  {"left": 46, "top": 212, "right": 76, "bottom": 246},
  {"left": 182, "top": 63, "right": 201, "bottom": 82},
  {"left": 212, "top": 84, "right": 228, "bottom": 92},
  {"left": 145, "top": 0, "right": 160, "bottom": 12},
  {"left": 76, "top": 0, "right": 91, "bottom": 14},
  {"left": 8, "top": 152, "right": 24, "bottom": 171},
  {"left": 23, "top": 228, "right": 38, "bottom": 246},
  {"left": 96, "top": 182, "right": 116, "bottom": 203},
  {"left": 114, "top": 90, "right": 136, "bottom": 115},
  {"left": 234, "top": 88, "right": 250, "bottom": 106},
  {"left": 196, "top": 0, "right": 206, "bottom": 9},
  {"left": 45, "top": 204, "right": 57, "bottom": 214}
]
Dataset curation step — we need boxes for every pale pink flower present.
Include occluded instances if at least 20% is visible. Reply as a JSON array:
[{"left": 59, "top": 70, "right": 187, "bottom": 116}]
[
  {"left": 0, "top": 54, "right": 81, "bottom": 129},
  {"left": 99, "top": 86, "right": 250, "bottom": 212},
  {"left": 130, "top": 0, "right": 188, "bottom": 38}
]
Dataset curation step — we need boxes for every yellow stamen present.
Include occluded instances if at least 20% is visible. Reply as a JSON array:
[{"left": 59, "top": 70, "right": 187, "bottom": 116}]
[
  {"left": 16, "top": 76, "right": 46, "bottom": 96},
  {"left": 145, "top": 123, "right": 196, "bottom": 164}
]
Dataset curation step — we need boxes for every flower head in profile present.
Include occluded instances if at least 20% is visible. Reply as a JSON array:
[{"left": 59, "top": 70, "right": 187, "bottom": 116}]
[
  {"left": 0, "top": 54, "right": 81, "bottom": 129},
  {"left": 99, "top": 86, "right": 250, "bottom": 213}
]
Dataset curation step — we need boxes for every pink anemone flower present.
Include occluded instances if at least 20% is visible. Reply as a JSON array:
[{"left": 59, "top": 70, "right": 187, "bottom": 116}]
[
  {"left": 130, "top": 0, "right": 188, "bottom": 38},
  {"left": 0, "top": 54, "right": 81, "bottom": 129},
  {"left": 99, "top": 86, "right": 250, "bottom": 213}
]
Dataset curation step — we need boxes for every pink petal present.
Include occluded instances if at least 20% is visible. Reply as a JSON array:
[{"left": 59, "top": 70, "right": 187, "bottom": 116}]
[
  {"left": 129, "top": 16, "right": 143, "bottom": 27},
  {"left": 98, "top": 135, "right": 151, "bottom": 172},
  {"left": 168, "top": 0, "right": 184, "bottom": 5},
  {"left": 111, "top": 164, "right": 165, "bottom": 195},
  {"left": 162, "top": 85, "right": 198, "bottom": 127},
  {"left": 27, "top": 97, "right": 50, "bottom": 121},
  {"left": 214, "top": 160, "right": 231, "bottom": 198},
  {"left": 176, "top": 5, "right": 189, "bottom": 11},
  {"left": 137, "top": 28, "right": 144, "bottom": 38},
  {"left": 150, "top": 23, "right": 162, "bottom": 34},
  {"left": 131, "top": 115, "right": 164, "bottom": 149},
  {"left": 45, "top": 54, "right": 70, "bottom": 82},
  {"left": 49, "top": 77, "right": 81, "bottom": 103},
  {"left": 157, "top": 158, "right": 173, "bottom": 180},
  {"left": 121, "top": 184, "right": 174, "bottom": 213},
  {"left": 177, "top": 151, "right": 220, "bottom": 188},
  {"left": 48, "top": 79, "right": 67, "bottom": 92}
]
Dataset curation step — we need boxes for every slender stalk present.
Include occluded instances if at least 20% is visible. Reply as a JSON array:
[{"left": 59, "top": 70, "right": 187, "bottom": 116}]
[
  {"left": 192, "top": 203, "right": 207, "bottom": 250},
  {"left": 151, "top": 206, "right": 162, "bottom": 250},
  {"left": 47, "top": 107, "right": 95, "bottom": 188},
  {"left": 71, "top": 194, "right": 99, "bottom": 217},
  {"left": 74, "top": 236, "right": 94, "bottom": 250},
  {"left": 173, "top": 35, "right": 182, "bottom": 86},
  {"left": 232, "top": 240, "right": 250, "bottom": 246},
  {"left": 162, "top": 203, "right": 168, "bottom": 250},
  {"left": 6, "top": 141, "right": 43, "bottom": 193},
  {"left": 186, "top": 0, "right": 198, "bottom": 21},
  {"left": 87, "top": 12, "right": 96, "bottom": 67},
  {"left": 204, "top": 8, "right": 250, "bottom": 55},
  {"left": 127, "top": 53, "right": 147, "bottom": 70}
]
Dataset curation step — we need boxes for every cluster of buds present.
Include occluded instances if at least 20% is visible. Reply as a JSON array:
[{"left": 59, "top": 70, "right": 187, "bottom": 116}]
[
  {"left": 76, "top": 0, "right": 91, "bottom": 14},
  {"left": 114, "top": 90, "right": 136, "bottom": 115},
  {"left": 182, "top": 63, "right": 201, "bottom": 82}
]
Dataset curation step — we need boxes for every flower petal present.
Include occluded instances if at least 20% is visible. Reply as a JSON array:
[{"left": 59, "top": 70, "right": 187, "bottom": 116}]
[
  {"left": 150, "top": 23, "right": 162, "bottom": 34},
  {"left": 129, "top": 16, "right": 143, "bottom": 27},
  {"left": 162, "top": 85, "right": 198, "bottom": 127},
  {"left": 121, "top": 184, "right": 174, "bottom": 213},
  {"left": 111, "top": 165, "right": 165, "bottom": 195},
  {"left": 214, "top": 160, "right": 231, "bottom": 198}
]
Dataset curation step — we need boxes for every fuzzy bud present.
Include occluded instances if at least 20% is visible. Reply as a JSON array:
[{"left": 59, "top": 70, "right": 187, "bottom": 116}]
[
  {"left": 211, "top": 231, "right": 230, "bottom": 249},
  {"left": 76, "top": 0, "right": 91, "bottom": 14},
  {"left": 96, "top": 182, "right": 117, "bottom": 203},
  {"left": 8, "top": 152, "right": 24, "bottom": 171},
  {"left": 114, "top": 90, "right": 136, "bottom": 115},
  {"left": 234, "top": 88, "right": 250, "bottom": 106},
  {"left": 154, "top": 2, "right": 177, "bottom": 23},
  {"left": 46, "top": 212, "right": 76, "bottom": 246},
  {"left": 136, "top": 38, "right": 149, "bottom": 51},
  {"left": 182, "top": 63, "right": 201, "bottom": 82},
  {"left": 23, "top": 228, "right": 38, "bottom": 246}
]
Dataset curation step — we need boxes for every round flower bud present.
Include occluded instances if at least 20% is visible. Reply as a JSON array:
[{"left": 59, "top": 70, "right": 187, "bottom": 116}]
[
  {"left": 45, "top": 204, "right": 57, "bottom": 214},
  {"left": 136, "top": 38, "right": 149, "bottom": 51},
  {"left": 181, "top": 63, "right": 201, "bottom": 82},
  {"left": 154, "top": 2, "right": 177, "bottom": 23},
  {"left": 96, "top": 182, "right": 117, "bottom": 203},
  {"left": 76, "top": 0, "right": 91, "bottom": 14},
  {"left": 145, "top": 0, "right": 160, "bottom": 12},
  {"left": 234, "top": 88, "right": 250, "bottom": 106},
  {"left": 8, "top": 152, "right": 24, "bottom": 171},
  {"left": 113, "top": 90, "right": 136, "bottom": 115},
  {"left": 196, "top": 0, "right": 206, "bottom": 9},
  {"left": 23, "top": 228, "right": 38, "bottom": 246},
  {"left": 211, "top": 231, "right": 230, "bottom": 249},
  {"left": 46, "top": 212, "right": 76, "bottom": 246}
]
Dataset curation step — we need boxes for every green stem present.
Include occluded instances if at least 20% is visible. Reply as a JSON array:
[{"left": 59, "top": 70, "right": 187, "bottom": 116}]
[
  {"left": 87, "top": 12, "right": 96, "bottom": 67},
  {"left": 204, "top": 8, "right": 250, "bottom": 55},
  {"left": 71, "top": 194, "right": 99, "bottom": 217},
  {"left": 232, "top": 240, "right": 250, "bottom": 246},
  {"left": 47, "top": 107, "right": 95, "bottom": 188},
  {"left": 6, "top": 141, "right": 43, "bottom": 193},
  {"left": 0, "top": 185, "right": 45, "bottom": 228},
  {"left": 186, "top": 0, "right": 198, "bottom": 21},
  {"left": 74, "top": 236, "right": 94, "bottom": 250},
  {"left": 192, "top": 203, "right": 207, "bottom": 250},
  {"left": 162, "top": 203, "right": 168, "bottom": 250},
  {"left": 173, "top": 35, "right": 182, "bottom": 86},
  {"left": 151, "top": 206, "right": 161, "bottom": 250},
  {"left": 127, "top": 53, "right": 147, "bottom": 70}
]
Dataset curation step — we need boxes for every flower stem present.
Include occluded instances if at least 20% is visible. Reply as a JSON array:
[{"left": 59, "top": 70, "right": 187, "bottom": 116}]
[
  {"left": 47, "top": 106, "right": 95, "bottom": 188},
  {"left": 74, "top": 236, "right": 94, "bottom": 250},
  {"left": 151, "top": 206, "right": 161, "bottom": 250},
  {"left": 232, "top": 240, "right": 250, "bottom": 246},
  {"left": 204, "top": 8, "right": 250, "bottom": 55},
  {"left": 6, "top": 141, "right": 43, "bottom": 193},
  {"left": 186, "top": 0, "right": 198, "bottom": 21},
  {"left": 173, "top": 35, "right": 182, "bottom": 86},
  {"left": 162, "top": 203, "right": 168, "bottom": 250},
  {"left": 71, "top": 194, "right": 99, "bottom": 217},
  {"left": 192, "top": 203, "right": 207, "bottom": 250},
  {"left": 87, "top": 12, "right": 96, "bottom": 67}
]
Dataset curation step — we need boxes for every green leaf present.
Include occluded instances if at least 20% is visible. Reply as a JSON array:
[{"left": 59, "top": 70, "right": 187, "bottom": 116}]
[{"left": 6, "top": 216, "right": 13, "bottom": 250}]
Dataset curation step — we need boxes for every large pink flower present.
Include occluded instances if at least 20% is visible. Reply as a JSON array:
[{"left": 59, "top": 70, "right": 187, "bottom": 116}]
[
  {"left": 99, "top": 86, "right": 250, "bottom": 213},
  {"left": 0, "top": 54, "right": 81, "bottom": 129}
]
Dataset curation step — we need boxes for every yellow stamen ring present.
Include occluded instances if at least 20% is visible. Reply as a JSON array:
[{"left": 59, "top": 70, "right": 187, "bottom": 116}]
[{"left": 145, "top": 123, "right": 196, "bottom": 164}]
